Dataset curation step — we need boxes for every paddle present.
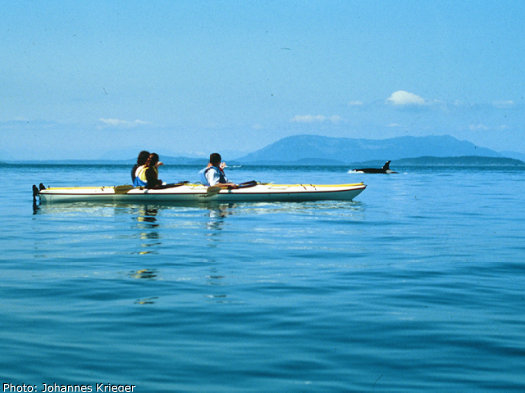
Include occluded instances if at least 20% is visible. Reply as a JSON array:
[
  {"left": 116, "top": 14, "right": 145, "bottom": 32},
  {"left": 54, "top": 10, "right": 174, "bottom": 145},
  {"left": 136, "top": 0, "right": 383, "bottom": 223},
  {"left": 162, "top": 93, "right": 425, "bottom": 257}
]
[
  {"left": 205, "top": 185, "right": 222, "bottom": 197},
  {"left": 114, "top": 185, "right": 134, "bottom": 194},
  {"left": 32, "top": 184, "right": 40, "bottom": 206},
  {"left": 237, "top": 180, "right": 258, "bottom": 189},
  {"left": 114, "top": 181, "right": 189, "bottom": 194},
  {"left": 155, "top": 181, "right": 189, "bottom": 189},
  {"left": 204, "top": 180, "right": 258, "bottom": 197}
]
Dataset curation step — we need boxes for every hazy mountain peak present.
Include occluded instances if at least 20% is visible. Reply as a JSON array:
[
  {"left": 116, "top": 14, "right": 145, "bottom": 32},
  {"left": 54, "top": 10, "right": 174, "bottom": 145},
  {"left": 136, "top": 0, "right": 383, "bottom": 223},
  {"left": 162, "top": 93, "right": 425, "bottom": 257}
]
[{"left": 236, "top": 134, "right": 502, "bottom": 164}]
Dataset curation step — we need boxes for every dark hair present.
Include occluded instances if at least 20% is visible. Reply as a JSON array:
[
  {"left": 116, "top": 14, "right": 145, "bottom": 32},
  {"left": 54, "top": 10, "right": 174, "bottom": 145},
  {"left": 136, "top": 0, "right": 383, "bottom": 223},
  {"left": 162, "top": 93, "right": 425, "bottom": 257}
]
[
  {"left": 210, "top": 153, "right": 221, "bottom": 166},
  {"left": 137, "top": 150, "right": 150, "bottom": 165},
  {"left": 149, "top": 153, "right": 159, "bottom": 166}
]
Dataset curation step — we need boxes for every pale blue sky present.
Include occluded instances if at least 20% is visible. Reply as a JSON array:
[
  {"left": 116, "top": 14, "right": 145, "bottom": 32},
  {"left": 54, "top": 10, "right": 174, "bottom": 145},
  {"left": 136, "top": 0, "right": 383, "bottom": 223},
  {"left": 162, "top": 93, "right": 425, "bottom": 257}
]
[{"left": 1, "top": 0, "right": 524, "bottom": 160}]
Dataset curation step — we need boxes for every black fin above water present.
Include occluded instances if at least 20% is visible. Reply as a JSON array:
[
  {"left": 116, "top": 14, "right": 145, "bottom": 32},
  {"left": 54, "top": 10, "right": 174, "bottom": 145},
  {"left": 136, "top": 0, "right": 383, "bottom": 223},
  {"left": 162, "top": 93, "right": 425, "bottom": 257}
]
[{"left": 354, "top": 161, "right": 397, "bottom": 174}]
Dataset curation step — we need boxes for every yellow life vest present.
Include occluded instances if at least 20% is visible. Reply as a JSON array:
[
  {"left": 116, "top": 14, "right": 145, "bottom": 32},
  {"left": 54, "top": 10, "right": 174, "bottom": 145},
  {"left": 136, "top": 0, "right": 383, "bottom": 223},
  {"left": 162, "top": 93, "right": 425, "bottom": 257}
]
[{"left": 138, "top": 165, "right": 158, "bottom": 183}]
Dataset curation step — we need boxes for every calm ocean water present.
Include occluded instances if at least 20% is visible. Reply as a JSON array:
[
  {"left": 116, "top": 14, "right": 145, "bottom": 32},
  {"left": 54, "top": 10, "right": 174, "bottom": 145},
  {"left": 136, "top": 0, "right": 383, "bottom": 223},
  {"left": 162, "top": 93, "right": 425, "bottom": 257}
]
[{"left": 1, "top": 163, "right": 525, "bottom": 392}]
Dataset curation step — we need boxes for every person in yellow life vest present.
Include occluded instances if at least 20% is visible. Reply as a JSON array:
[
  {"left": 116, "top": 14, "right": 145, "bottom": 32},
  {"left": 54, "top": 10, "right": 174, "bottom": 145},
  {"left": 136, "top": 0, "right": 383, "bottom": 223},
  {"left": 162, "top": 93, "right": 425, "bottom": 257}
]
[
  {"left": 134, "top": 153, "right": 163, "bottom": 188},
  {"left": 131, "top": 150, "right": 150, "bottom": 183}
]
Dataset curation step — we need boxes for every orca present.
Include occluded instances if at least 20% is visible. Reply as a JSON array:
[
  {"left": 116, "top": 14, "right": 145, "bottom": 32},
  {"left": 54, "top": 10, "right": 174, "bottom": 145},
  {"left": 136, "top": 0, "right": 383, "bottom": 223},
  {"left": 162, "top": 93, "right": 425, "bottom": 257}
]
[{"left": 354, "top": 161, "right": 397, "bottom": 174}]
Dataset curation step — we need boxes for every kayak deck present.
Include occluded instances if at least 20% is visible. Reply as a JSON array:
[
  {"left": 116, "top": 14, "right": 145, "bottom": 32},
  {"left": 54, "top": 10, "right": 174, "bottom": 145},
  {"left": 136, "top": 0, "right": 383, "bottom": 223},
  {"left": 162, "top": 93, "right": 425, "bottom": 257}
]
[{"left": 36, "top": 183, "right": 366, "bottom": 203}]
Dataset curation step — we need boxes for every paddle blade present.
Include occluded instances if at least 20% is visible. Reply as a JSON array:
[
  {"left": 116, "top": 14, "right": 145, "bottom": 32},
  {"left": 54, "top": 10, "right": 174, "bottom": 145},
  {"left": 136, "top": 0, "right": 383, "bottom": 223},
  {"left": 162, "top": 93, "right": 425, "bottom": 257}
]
[
  {"left": 114, "top": 185, "right": 134, "bottom": 194},
  {"left": 237, "top": 180, "right": 258, "bottom": 189},
  {"left": 157, "top": 181, "right": 190, "bottom": 189},
  {"left": 206, "top": 186, "right": 222, "bottom": 196}
]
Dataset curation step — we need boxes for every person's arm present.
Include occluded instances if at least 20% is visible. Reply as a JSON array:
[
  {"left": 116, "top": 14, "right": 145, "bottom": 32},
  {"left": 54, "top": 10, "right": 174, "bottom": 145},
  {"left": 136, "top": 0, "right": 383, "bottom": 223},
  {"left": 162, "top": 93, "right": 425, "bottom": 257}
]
[
  {"left": 216, "top": 182, "right": 238, "bottom": 189},
  {"left": 218, "top": 168, "right": 237, "bottom": 188}
]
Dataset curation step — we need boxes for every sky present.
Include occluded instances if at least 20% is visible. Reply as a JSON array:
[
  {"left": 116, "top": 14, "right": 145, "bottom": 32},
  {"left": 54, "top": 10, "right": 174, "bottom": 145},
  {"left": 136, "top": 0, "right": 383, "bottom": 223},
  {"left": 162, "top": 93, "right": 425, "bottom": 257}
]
[{"left": 1, "top": 0, "right": 525, "bottom": 160}]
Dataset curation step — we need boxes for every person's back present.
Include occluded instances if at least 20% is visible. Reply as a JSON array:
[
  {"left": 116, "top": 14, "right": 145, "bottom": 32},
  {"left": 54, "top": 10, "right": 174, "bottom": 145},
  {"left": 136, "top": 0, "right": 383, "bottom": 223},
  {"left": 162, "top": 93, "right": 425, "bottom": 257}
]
[
  {"left": 133, "top": 166, "right": 148, "bottom": 187},
  {"left": 199, "top": 153, "right": 237, "bottom": 188},
  {"left": 131, "top": 150, "right": 150, "bottom": 183},
  {"left": 200, "top": 165, "right": 227, "bottom": 186},
  {"left": 200, "top": 153, "right": 225, "bottom": 186}
]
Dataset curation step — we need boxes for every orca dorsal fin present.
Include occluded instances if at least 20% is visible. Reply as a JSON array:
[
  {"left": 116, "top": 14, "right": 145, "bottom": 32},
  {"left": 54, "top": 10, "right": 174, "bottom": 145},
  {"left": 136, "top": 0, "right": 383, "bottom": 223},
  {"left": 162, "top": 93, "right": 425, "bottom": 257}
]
[{"left": 382, "top": 161, "right": 391, "bottom": 170}]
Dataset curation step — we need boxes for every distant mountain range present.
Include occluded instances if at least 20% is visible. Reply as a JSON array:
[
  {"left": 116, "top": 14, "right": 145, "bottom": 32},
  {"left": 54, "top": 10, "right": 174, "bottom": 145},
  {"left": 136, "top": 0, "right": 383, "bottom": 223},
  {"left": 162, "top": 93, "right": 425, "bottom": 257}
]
[
  {"left": 235, "top": 134, "right": 510, "bottom": 164},
  {"left": 387, "top": 156, "right": 524, "bottom": 167},
  {"left": 3, "top": 134, "right": 525, "bottom": 166}
]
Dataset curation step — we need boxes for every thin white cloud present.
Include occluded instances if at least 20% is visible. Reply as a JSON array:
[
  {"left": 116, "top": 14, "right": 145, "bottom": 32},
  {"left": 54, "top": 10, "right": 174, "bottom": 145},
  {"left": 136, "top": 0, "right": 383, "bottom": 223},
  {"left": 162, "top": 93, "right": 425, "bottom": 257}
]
[
  {"left": 469, "top": 124, "right": 509, "bottom": 132},
  {"left": 387, "top": 90, "right": 426, "bottom": 106},
  {"left": 99, "top": 118, "right": 149, "bottom": 128},
  {"left": 348, "top": 100, "right": 363, "bottom": 106},
  {"left": 291, "top": 114, "right": 341, "bottom": 124},
  {"left": 469, "top": 123, "right": 490, "bottom": 131},
  {"left": 291, "top": 115, "right": 325, "bottom": 123},
  {"left": 492, "top": 100, "right": 515, "bottom": 109}
]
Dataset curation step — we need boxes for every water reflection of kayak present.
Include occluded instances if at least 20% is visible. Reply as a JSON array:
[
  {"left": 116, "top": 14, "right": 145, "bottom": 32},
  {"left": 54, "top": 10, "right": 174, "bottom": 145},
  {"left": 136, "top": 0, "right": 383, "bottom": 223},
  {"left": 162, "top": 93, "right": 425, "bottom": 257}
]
[{"left": 34, "top": 182, "right": 366, "bottom": 203}]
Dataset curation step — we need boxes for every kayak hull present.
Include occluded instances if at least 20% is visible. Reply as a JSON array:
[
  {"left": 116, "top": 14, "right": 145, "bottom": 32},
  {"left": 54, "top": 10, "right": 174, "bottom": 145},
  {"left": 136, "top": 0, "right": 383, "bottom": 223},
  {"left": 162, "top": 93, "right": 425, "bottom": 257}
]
[{"left": 37, "top": 183, "right": 366, "bottom": 203}]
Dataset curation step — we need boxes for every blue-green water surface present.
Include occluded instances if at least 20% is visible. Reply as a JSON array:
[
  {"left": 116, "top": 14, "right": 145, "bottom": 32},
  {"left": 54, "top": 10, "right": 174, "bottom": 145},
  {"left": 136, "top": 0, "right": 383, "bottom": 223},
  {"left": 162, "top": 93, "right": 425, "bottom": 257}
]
[{"left": 1, "top": 164, "right": 525, "bottom": 392}]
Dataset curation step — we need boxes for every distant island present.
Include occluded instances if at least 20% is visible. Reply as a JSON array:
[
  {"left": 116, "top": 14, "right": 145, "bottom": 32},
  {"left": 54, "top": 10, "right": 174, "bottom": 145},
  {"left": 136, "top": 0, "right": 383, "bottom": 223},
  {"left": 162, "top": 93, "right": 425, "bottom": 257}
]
[
  {"left": 394, "top": 156, "right": 525, "bottom": 167},
  {"left": 235, "top": 134, "right": 517, "bottom": 164},
  {"left": 2, "top": 134, "right": 525, "bottom": 167}
]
